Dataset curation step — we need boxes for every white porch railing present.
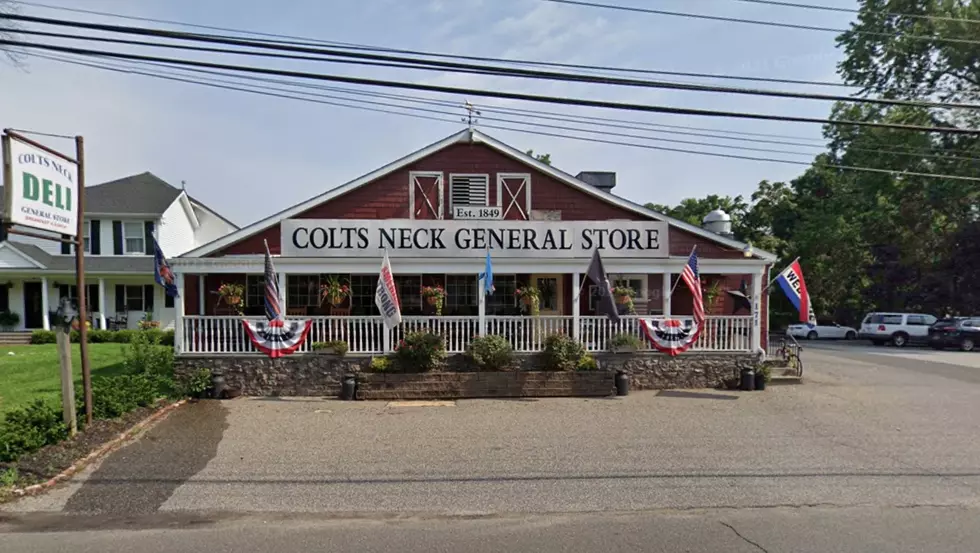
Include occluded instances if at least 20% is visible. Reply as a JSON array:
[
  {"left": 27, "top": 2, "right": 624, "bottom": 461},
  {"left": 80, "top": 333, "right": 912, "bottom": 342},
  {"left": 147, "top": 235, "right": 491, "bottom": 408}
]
[{"left": 179, "top": 315, "right": 753, "bottom": 355}]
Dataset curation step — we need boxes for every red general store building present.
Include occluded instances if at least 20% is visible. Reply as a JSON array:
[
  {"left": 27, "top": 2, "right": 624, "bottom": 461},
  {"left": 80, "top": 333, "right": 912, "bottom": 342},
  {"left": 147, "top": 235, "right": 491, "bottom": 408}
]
[{"left": 171, "top": 128, "right": 775, "bottom": 356}]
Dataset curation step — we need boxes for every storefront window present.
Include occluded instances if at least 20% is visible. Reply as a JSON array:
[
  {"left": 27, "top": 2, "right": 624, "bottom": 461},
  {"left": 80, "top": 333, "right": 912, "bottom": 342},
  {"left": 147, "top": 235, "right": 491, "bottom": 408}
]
[
  {"left": 396, "top": 275, "right": 422, "bottom": 314},
  {"left": 350, "top": 275, "right": 378, "bottom": 316},
  {"left": 487, "top": 275, "right": 517, "bottom": 315},
  {"left": 445, "top": 275, "right": 477, "bottom": 315},
  {"left": 245, "top": 275, "right": 265, "bottom": 307}
]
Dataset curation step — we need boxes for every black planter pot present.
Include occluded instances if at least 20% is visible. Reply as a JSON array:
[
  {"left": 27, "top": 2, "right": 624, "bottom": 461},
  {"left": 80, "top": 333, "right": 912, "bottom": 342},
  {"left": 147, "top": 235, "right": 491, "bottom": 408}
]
[
  {"left": 615, "top": 371, "right": 630, "bottom": 396},
  {"left": 754, "top": 371, "right": 767, "bottom": 391},
  {"left": 340, "top": 375, "right": 357, "bottom": 401},
  {"left": 211, "top": 375, "right": 228, "bottom": 399},
  {"left": 740, "top": 368, "right": 756, "bottom": 391}
]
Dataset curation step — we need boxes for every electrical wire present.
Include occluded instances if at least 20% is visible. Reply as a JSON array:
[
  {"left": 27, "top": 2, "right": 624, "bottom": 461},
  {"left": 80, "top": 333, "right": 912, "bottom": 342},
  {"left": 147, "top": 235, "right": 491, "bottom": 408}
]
[
  {"left": 9, "top": 0, "right": 863, "bottom": 89},
  {"left": 7, "top": 14, "right": 976, "bottom": 111},
  {"left": 6, "top": 38, "right": 979, "bottom": 135},
  {"left": 726, "top": 0, "right": 980, "bottom": 24},
  {"left": 16, "top": 48, "right": 980, "bottom": 183},
  {"left": 540, "top": 0, "right": 980, "bottom": 46}
]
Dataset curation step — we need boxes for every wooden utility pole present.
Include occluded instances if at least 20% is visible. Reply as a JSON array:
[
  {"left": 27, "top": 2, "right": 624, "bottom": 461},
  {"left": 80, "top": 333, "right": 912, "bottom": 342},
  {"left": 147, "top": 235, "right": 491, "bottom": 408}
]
[{"left": 75, "top": 135, "right": 92, "bottom": 427}]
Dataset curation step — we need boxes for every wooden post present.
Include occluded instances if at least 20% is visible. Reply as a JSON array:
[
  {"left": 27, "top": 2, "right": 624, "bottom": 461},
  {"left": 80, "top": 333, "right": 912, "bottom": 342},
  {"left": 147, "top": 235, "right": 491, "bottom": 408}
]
[
  {"left": 56, "top": 328, "right": 77, "bottom": 436},
  {"left": 75, "top": 135, "right": 92, "bottom": 427}
]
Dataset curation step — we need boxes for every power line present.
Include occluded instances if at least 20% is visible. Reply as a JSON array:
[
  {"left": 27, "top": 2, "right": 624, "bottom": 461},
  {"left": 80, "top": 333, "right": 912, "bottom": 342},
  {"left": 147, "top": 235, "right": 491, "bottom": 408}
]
[
  {"left": 726, "top": 0, "right": 980, "bottom": 24},
  {"left": 540, "top": 0, "right": 980, "bottom": 46},
  {"left": 17, "top": 48, "right": 980, "bottom": 183},
  {"left": 7, "top": 14, "right": 974, "bottom": 111},
  {"left": 6, "top": 38, "right": 979, "bottom": 136},
  {"left": 10, "top": 0, "right": 862, "bottom": 89}
]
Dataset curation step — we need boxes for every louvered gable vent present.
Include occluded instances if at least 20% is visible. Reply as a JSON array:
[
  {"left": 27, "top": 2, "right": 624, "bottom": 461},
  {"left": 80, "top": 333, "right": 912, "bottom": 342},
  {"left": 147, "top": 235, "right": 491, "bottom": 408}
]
[{"left": 450, "top": 174, "right": 489, "bottom": 206}]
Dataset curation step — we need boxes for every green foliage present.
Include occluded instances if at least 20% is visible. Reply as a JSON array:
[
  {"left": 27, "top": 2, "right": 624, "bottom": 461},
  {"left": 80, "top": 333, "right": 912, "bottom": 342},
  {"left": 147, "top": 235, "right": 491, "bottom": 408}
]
[
  {"left": 29, "top": 328, "right": 174, "bottom": 346},
  {"left": 79, "top": 374, "right": 164, "bottom": 420},
  {"left": 123, "top": 330, "right": 174, "bottom": 377},
  {"left": 467, "top": 335, "right": 514, "bottom": 371},
  {"left": 0, "top": 467, "right": 16, "bottom": 487},
  {"left": 525, "top": 149, "right": 552, "bottom": 165},
  {"left": 369, "top": 356, "right": 392, "bottom": 372},
  {"left": 0, "top": 310, "right": 20, "bottom": 329},
  {"left": 542, "top": 333, "right": 587, "bottom": 371},
  {"left": 394, "top": 331, "right": 446, "bottom": 372},
  {"left": 576, "top": 355, "right": 598, "bottom": 371},
  {"left": 176, "top": 368, "right": 213, "bottom": 398},
  {"left": 607, "top": 333, "right": 642, "bottom": 351},
  {"left": 0, "top": 400, "right": 68, "bottom": 463},
  {"left": 311, "top": 340, "right": 349, "bottom": 355},
  {"left": 30, "top": 330, "right": 55, "bottom": 344},
  {"left": 757, "top": 364, "right": 772, "bottom": 383}
]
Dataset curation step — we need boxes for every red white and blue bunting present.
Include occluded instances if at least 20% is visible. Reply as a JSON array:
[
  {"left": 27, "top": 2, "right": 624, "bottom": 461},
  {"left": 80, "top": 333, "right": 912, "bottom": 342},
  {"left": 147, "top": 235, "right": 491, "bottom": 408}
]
[
  {"left": 242, "top": 318, "right": 312, "bottom": 358},
  {"left": 639, "top": 317, "right": 703, "bottom": 357}
]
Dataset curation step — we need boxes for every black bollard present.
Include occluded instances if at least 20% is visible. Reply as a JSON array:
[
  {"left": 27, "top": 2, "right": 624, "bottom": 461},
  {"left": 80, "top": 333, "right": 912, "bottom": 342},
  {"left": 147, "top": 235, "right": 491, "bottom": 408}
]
[
  {"left": 340, "top": 375, "right": 357, "bottom": 401},
  {"left": 615, "top": 371, "right": 630, "bottom": 396},
  {"left": 754, "top": 369, "right": 767, "bottom": 391},
  {"left": 740, "top": 368, "right": 756, "bottom": 391}
]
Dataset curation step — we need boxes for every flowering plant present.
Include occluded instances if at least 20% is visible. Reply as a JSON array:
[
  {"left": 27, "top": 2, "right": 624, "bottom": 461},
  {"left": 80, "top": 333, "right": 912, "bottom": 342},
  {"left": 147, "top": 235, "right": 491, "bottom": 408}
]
[
  {"left": 701, "top": 279, "right": 723, "bottom": 312},
  {"left": 515, "top": 286, "right": 541, "bottom": 316},
  {"left": 217, "top": 282, "right": 245, "bottom": 314},
  {"left": 320, "top": 275, "right": 351, "bottom": 306},
  {"left": 421, "top": 285, "right": 446, "bottom": 315},
  {"left": 611, "top": 285, "right": 637, "bottom": 314}
]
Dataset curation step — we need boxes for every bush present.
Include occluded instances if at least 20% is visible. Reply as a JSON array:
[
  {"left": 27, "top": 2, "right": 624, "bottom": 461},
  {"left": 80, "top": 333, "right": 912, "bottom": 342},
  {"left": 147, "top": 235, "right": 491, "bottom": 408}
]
[
  {"left": 394, "top": 331, "right": 446, "bottom": 372},
  {"left": 607, "top": 333, "right": 643, "bottom": 351},
  {"left": 467, "top": 335, "right": 514, "bottom": 371},
  {"left": 78, "top": 374, "right": 166, "bottom": 420},
  {"left": 577, "top": 355, "right": 599, "bottom": 371},
  {"left": 0, "top": 310, "right": 20, "bottom": 330},
  {"left": 542, "top": 333, "right": 587, "bottom": 371},
  {"left": 311, "top": 340, "right": 349, "bottom": 355},
  {"left": 30, "top": 330, "right": 56, "bottom": 344},
  {"left": 0, "top": 400, "right": 68, "bottom": 463},
  {"left": 176, "top": 368, "right": 213, "bottom": 398},
  {"left": 123, "top": 330, "right": 174, "bottom": 377},
  {"left": 29, "top": 328, "right": 174, "bottom": 346},
  {"left": 369, "top": 356, "right": 392, "bottom": 372}
]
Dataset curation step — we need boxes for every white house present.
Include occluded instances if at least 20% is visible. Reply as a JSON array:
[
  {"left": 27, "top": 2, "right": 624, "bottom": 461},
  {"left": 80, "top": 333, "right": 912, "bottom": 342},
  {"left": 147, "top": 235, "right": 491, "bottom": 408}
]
[{"left": 0, "top": 172, "right": 237, "bottom": 331}]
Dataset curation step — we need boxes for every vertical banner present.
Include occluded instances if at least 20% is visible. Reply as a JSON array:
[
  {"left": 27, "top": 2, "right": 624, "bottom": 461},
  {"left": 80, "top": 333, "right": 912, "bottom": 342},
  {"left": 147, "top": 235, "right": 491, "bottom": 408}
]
[{"left": 375, "top": 251, "right": 402, "bottom": 330}]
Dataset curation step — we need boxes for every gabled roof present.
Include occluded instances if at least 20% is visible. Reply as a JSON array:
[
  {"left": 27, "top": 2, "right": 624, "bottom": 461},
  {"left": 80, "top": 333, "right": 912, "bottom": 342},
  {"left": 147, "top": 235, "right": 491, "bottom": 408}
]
[
  {"left": 0, "top": 242, "right": 47, "bottom": 269},
  {"left": 0, "top": 241, "right": 155, "bottom": 273},
  {"left": 182, "top": 128, "right": 776, "bottom": 261}
]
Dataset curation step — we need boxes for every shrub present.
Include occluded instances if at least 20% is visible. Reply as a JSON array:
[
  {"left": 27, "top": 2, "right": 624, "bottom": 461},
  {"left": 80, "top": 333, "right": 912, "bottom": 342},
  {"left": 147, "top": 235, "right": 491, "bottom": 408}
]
[
  {"left": 311, "top": 340, "right": 349, "bottom": 355},
  {"left": 394, "top": 331, "right": 446, "bottom": 372},
  {"left": 176, "top": 368, "right": 213, "bottom": 398},
  {"left": 123, "top": 330, "right": 174, "bottom": 377},
  {"left": 542, "top": 333, "right": 587, "bottom": 371},
  {"left": 576, "top": 355, "right": 599, "bottom": 371},
  {"left": 369, "top": 356, "right": 392, "bottom": 372},
  {"left": 30, "top": 330, "right": 56, "bottom": 344},
  {"left": 467, "top": 335, "right": 514, "bottom": 371},
  {"left": 607, "top": 333, "right": 643, "bottom": 351},
  {"left": 87, "top": 329, "right": 114, "bottom": 343},
  {"left": 79, "top": 374, "right": 164, "bottom": 420},
  {"left": 0, "top": 400, "right": 68, "bottom": 463},
  {"left": 0, "top": 310, "right": 20, "bottom": 330}
]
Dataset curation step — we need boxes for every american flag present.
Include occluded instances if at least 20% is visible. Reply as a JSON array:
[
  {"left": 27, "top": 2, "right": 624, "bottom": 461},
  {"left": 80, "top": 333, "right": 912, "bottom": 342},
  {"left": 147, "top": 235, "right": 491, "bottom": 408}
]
[
  {"left": 680, "top": 248, "right": 705, "bottom": 324},
  {"left": 263, "top": 242, "right": 282, "bottom": 321}
]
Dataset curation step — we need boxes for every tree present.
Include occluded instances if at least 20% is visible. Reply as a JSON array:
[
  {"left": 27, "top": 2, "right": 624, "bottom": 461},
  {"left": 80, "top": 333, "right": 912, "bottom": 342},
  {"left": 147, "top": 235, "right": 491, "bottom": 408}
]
[
  {"left": 525, "top": 149, "right": 551, "bottom": 165},
  {"left": 0, "top": 0, "right": 25, "bottom": 67}
]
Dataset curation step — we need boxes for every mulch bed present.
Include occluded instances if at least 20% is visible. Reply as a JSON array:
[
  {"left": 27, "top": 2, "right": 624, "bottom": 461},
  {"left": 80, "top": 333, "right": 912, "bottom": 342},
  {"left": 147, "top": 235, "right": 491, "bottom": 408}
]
[{"left": 0, "top": 401, "right": 174, "bottom": 494}]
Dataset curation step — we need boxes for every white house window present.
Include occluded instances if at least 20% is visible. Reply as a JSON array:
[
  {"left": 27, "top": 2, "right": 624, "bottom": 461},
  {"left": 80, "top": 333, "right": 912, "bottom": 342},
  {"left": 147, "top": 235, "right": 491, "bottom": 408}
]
[
  {"left": 450, "top": 174, "right": 489, "bottom": 207},
  {"left": 82, "top": 221, "right": 91, "bottom": 253},
  {"left": 123, "top": 222, "right": 144, "bottom": 254},
  {"left": 287, "top": 275, "right": 321, "bottom": 307},
  {"left": 125, "top": 285, "right": 145, "bottom": 311}
]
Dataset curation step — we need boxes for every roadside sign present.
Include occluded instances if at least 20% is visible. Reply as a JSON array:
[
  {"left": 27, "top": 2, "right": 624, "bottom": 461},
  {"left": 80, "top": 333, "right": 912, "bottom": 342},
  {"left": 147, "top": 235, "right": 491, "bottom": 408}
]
[{"left": 2, "top": 133, "right": 79, "bottom": 237}]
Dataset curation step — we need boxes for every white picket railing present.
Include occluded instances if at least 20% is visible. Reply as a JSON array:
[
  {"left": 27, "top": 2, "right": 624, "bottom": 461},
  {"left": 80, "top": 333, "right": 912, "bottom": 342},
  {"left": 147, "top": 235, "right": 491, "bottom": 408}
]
[{"left": 179, "top": 315, "right": 753, "bottom": 355}]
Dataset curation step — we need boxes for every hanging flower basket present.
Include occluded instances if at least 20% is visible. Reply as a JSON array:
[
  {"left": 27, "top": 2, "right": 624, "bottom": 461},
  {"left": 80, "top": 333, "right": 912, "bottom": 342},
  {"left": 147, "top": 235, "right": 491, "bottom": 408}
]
[
  {"left": 217, "top": 283, "right": 245, "bottom": 314},
  {"left": 421, "top": 285, "right": 446, "bottom": 316},
  {"left": 320, "top": 276, "right": 351, "bottom": 307},
  {"left": 226, "top": 296, "right": 242, "bottom": 305},
  {"left": 515, "top": 286, "right": 541, "bottom": 316},
  {"left": 611, "top": 286, "right": 637, "bottom": 314}
]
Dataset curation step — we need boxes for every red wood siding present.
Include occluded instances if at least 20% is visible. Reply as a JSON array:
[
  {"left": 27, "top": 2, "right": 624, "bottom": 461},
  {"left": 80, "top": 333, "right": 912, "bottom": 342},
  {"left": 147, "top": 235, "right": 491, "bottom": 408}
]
[{"left": 183, "top": 274, "right": 200, "bottom": 315}]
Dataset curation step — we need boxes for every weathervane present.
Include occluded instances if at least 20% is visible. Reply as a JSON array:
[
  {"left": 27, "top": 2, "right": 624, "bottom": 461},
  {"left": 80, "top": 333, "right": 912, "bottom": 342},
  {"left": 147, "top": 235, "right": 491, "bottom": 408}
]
[{"left": 462, "top": 100, "right": 481, "bottom": 129}]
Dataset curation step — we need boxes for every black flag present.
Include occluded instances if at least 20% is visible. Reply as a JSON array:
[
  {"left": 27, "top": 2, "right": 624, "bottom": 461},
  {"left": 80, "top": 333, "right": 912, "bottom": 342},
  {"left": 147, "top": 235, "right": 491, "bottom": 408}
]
[{"left": 586, "top": 249, "right": 620, "bottom": 324}]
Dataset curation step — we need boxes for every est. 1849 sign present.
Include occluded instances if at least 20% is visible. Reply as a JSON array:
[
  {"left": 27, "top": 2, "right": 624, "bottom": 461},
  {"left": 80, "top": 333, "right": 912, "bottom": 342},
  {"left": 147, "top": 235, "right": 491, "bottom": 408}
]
[
  {"left": 2, "top": 134, "right": 79, "bottom": 236},
  {"left": 281, "top": 219, "right": 669, "bottom": 259}
]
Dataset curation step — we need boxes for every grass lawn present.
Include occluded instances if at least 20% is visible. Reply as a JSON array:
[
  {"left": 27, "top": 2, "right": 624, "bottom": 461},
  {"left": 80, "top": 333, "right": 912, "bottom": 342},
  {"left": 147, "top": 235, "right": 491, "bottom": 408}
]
[{"left": 0, "top": 343, "right": 132, "bottom": 416}]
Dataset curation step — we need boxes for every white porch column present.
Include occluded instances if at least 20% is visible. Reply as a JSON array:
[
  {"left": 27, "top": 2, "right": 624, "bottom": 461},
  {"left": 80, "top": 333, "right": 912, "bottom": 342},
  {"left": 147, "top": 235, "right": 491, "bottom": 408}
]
[
  {"left": 478, "top": 276, "right": 486, "bottom": 336},
  {"left": 97, "top": 278, "right": 106, "bottom": 330},
  {"left": 662, "top": 272, "right": 672, "bottom": 317},
  {"left": 174, "top": 272, "right": 185, "bottom": 354},
  {"left": 198, "top": 275, "right": 205, "bottom": 315},
  {"left": 751, "top": 269, "right": 763, "bottom": 353},
  {"left": 572, "top": 272, "right": 581, "bottom": 341},
  {"left": 41, "top": 277, "right": 50, "bottom": 330}
]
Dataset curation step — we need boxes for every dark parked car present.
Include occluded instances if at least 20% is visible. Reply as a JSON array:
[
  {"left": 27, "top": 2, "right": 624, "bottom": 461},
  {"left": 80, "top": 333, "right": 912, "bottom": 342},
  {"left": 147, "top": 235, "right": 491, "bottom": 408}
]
[{"left": 928, "top": 317, "right": 980, "bottom": 352}]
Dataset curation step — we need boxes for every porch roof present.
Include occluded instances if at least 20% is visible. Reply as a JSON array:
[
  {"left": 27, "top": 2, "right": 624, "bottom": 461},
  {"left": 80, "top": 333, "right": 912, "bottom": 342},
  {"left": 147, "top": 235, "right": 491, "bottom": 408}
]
[{"left": 0, "top": 242, "right": 155, "bottom": 274}]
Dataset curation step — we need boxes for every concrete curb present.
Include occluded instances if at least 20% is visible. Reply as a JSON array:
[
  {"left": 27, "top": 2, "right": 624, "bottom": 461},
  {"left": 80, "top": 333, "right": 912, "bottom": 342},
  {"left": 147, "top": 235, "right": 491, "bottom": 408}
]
[{"left": 10, "top": 399, "right": 188, "bottom": 498}]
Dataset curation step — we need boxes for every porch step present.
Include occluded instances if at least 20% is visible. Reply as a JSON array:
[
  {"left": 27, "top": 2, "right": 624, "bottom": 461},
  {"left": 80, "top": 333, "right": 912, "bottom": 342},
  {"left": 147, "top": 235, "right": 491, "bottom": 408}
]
[{"left": 0, "top": 332, "right": 33, "bottom": 345}]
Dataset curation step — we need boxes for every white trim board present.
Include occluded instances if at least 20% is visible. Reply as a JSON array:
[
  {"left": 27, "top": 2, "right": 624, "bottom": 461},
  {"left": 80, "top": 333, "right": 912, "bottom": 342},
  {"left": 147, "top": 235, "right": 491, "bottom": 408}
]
[{"left": 179, "top": 128, "right": 776, "bottom": 261}]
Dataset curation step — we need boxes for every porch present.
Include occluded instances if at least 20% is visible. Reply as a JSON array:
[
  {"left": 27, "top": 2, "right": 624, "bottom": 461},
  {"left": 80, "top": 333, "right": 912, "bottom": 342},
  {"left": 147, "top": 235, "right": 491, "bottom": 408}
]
[{"left": 178, "top": 314, "right": 753, "bottom": 355}]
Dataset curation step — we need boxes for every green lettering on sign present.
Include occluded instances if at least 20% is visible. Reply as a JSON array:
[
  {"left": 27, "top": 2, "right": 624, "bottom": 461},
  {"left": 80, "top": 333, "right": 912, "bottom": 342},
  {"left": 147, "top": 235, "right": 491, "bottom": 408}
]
[{"left": 22, "top": 172, "right": 39, "bottom": 201}]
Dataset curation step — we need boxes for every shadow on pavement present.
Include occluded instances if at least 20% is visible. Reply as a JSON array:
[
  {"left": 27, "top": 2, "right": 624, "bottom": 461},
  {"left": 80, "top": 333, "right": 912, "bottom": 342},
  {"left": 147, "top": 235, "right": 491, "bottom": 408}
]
[{"left": 656, "top": 390, "right": 739, "bottom": 401}]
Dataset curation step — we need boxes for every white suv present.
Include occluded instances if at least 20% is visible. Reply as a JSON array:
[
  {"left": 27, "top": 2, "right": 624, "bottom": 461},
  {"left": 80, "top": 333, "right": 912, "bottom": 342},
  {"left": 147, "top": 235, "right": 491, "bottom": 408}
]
[{"left": 859, "top": 312, "right": 937, "bottom": 347}]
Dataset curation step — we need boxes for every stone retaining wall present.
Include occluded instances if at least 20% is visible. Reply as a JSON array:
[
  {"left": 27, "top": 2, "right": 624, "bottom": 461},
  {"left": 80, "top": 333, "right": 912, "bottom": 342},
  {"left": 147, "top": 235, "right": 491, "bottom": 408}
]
[
  {"left": 357, "top": 371, "right": 614, "bottom": 400},
  {"left": 174, "top": 351, "right": 761, "bottom": 398}
]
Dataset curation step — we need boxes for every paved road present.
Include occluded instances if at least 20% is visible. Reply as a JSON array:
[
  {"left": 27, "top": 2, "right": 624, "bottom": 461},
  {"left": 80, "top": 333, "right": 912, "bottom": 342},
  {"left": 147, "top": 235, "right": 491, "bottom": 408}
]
[{"left": 3, "top": 345, "right": 980, "bottom": 550}]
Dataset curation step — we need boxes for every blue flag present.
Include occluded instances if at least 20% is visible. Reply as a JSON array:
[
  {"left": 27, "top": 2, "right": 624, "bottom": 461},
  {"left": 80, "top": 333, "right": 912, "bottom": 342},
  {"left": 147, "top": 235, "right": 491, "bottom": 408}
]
[
  {"left": 152, "top": 238, "right": 179, "bottom": 298},
  {"left": 479, "top": 249, "right": 494, "bottom": 295}
]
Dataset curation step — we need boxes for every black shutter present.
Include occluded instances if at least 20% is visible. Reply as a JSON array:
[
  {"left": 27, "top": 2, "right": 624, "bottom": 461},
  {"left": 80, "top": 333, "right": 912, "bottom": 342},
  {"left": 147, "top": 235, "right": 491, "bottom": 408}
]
[
  {"left": 90, "top": 219, "right": 101, "bottom": 254},
  {"left": 87, "top": 284, "right": 99, "bottom": 311},
  {"left": 60, "top": 234, "right": 71, "bottom": 255},
  {"left": 144, "top": 221, "right": 154, "bottom": 254},
  {"left": 112, "top": 221, "right": 123, "bottom": 255},
  {"left": 0, "top": 225, "right": 7, "bottom": 242},
  {"left": 165, "top": 291, "right": 175, "bottom": 308},
  {"left": 115, "top": 285, "right": 125, "bottom": 312},
  {"left": 144, "top": 285, "right": 155, "bottom": 312},
  {"left": 0, "top": 284, "right": 9, "bottom": 312}
]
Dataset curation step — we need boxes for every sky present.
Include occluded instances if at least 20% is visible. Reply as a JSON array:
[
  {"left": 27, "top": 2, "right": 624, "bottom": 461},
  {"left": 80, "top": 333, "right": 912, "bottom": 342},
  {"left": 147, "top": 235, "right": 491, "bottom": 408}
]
[{"left": 0, "top": 0, "right": 858, "bottom": 227}]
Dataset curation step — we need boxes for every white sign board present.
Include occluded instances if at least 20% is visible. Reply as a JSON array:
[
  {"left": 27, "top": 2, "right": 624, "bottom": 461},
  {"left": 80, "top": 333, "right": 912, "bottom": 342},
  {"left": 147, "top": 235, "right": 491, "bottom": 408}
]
[
  {"left": 2, "top": 135, "right": 79, "bottom": 236},
  {"left": 453, "top": 206, "right": 502, "bottom": 220},
  {"left": 281, "top": 219, "right": 669, "bottom": 259}
]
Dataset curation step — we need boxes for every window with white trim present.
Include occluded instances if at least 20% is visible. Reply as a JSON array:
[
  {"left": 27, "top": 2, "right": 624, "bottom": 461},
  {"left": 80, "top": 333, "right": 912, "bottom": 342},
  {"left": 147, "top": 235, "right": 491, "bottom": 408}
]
[
  {"left": 445, "top": 275, "right": 477, "bottom": 315},
  {"left": 350, "top": 275, "right": 378, "bottom": 316},
  {"left": 487, "top": 275, "right": 518, "bottom": 315},
  {"left": 123, "top": 222, "right": 144, "bottom": 254},
  {"left": 395, "top": 275, "right": 422, "bottom": 313},
  {"left": 82, "top": 221, "right": 91, "bottom": 253},
  {"left": 450, "top": 174, "right": 490, "bottom": 208},
  {"left": 245, "top": 274, "right": 265, "bottom": 307},
  {"left": 125, "top": 285, "right": 146, "bottom": 311}
]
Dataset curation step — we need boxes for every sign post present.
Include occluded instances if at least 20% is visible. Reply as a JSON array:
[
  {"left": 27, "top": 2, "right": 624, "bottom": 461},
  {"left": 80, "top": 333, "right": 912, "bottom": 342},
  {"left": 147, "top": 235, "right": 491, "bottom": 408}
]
[{"left": 2, "top": 129, "right": 92, "bottom": 426}]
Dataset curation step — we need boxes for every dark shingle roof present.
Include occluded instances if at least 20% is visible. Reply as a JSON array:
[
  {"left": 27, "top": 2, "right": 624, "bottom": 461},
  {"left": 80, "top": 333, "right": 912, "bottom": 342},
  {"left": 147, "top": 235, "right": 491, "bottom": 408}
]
[
  {"left": 0, "top": 171, "right": 182, "bottom": 216},
  {"left": 5, "top": 242, "right": 155, "bottom": 273}
]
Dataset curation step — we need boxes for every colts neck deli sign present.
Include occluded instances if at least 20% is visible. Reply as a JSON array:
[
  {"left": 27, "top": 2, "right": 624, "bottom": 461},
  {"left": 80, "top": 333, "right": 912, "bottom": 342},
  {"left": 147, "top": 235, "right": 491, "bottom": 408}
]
[
  {"left": 281, "top": 219, "right": 669, "bottom": 258},
  {"left": 2, "top": 134, "right": 79, "bottom": 236}
]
